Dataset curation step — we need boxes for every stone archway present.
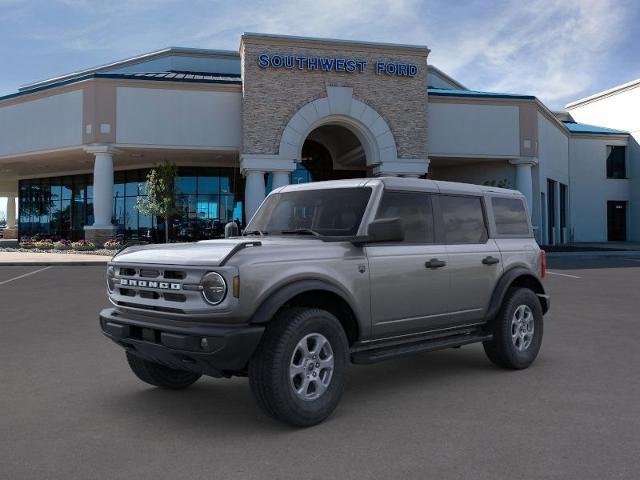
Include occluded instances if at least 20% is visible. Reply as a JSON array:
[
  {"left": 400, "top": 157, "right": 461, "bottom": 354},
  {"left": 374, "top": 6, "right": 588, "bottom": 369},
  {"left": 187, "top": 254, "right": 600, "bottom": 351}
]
[{"left": 278, "top": 86, "right": 398, "bottom": 168}]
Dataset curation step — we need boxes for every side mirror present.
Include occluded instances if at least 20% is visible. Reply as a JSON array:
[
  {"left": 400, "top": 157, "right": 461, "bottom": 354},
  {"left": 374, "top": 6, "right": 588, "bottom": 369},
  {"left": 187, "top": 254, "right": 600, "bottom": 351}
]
[{"left": 363, "top": 218, "right": 404, "bottom": 244}]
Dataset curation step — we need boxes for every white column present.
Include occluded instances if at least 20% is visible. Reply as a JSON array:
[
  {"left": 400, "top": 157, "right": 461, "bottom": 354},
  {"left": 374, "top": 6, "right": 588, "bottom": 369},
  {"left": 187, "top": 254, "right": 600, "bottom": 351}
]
[
  {"left": 6, "top": 195, "right": 16, "bottom": 229},
  {"left": 271, "top": 171, "right": 290, "bottom": 190},
  {"left": 244, "top": 170, "right": 266, "bottom": 222},
  {"left": 241, "top": 154, "right": 295, "bottom": 223},
  {"left": 88, "top": 148, "right": 115, "bottom": 227},
  {"left": 510, "top": 158, "right": 538, "bottom": 216}
]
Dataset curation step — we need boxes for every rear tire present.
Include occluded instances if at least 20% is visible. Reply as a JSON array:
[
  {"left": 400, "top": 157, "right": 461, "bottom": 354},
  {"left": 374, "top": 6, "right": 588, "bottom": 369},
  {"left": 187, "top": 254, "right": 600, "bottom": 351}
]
[
  {"left": 249, "top": 307, "right": 349, "bottom": 427},
  {"left": 483, "top": 288, "right": 544, "bottom": 369},
  {"left": 126, "top": 352, "right": 201, "bottom": 389}
]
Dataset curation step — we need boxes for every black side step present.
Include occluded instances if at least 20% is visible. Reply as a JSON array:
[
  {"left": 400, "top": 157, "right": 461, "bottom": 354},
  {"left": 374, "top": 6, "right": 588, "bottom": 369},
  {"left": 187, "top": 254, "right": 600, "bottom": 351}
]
[{"left": 350, "top": 332, "right": 493, "bottom": 365}]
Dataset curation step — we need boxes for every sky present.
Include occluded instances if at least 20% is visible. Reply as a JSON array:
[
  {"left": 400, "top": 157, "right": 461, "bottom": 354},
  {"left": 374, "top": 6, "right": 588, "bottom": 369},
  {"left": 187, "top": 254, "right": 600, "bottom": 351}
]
[{"left": 1, "top": 0, "right": 640, "bottom": 218}]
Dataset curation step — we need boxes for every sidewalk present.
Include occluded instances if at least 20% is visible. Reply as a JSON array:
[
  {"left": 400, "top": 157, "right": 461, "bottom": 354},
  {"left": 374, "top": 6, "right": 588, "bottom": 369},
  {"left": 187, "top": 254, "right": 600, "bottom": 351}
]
[{"left": 0, "top": 251, "right": 112, "bottom": 266}]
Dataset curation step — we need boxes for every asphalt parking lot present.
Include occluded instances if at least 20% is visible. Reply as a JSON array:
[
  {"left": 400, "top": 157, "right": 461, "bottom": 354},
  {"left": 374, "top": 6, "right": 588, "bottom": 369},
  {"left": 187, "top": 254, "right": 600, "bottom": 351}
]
[{"left": 1, "top": 257, "right": 640, "bottom": 479}]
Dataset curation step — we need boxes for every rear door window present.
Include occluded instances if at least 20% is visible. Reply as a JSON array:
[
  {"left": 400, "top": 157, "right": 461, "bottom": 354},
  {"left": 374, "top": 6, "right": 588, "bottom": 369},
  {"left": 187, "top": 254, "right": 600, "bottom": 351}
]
[
  {"left": 492, "top": 197, "right": 530, "bottom": 235},
  {"left": 439, "top": 195, "right": 488, "bottom": 244},
  {"left": 375, "top": 191, "right": 434, "bottom": 243}
]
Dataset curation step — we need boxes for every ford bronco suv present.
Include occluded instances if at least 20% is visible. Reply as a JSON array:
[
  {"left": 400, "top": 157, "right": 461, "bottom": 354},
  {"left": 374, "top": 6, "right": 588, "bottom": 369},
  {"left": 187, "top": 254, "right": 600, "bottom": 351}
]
[{"left": 100, "top": 178, "right": 549, "bottom": 426}]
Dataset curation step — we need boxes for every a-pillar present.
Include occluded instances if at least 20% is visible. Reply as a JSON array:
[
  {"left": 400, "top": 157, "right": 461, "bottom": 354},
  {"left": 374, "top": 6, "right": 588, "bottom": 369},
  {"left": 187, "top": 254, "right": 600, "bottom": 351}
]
[
  {"left": 509, "top": 158, "right": 538, "bottom": 216},
  {"left": 84, "top": 145, "right": 118, "bottom": 245}
]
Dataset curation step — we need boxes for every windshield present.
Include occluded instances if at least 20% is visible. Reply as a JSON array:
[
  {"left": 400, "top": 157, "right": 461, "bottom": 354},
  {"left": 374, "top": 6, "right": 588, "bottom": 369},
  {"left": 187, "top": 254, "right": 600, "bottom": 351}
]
[{"left": 245, "top": 187, "right": 372, "bottom": 237}]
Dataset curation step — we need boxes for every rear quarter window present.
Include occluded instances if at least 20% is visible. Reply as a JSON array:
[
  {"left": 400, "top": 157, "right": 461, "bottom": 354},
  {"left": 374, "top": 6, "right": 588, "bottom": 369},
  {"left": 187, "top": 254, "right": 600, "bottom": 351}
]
[{"left": 491, "top": 197, "right": 530, "bottom": 236}]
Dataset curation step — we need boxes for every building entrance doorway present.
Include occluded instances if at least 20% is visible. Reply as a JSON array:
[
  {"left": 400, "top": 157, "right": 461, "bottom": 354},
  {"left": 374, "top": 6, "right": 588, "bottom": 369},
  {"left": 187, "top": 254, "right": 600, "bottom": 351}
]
[
  {"left": 607, "top": 201, "right": 627, "bottom": 241},
  {"left": 297, "top": 124, "right": 368, "bottom": 183}
]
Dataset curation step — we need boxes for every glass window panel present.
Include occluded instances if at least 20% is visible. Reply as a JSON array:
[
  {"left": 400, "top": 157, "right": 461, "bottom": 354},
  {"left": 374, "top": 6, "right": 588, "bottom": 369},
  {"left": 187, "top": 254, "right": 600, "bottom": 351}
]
[
  {"left": 219, "top": 173, "right": 232, "bottom": 194},
  {"left": 50, "top": 177, "right": 62, "bottom": 204},
  {"left": 219, "top": 195, "right": 235, "bottom": 224},
  {"left": 196, "top": 195, "right": 218, "bottom": 220},
  {"left": 60, "top": 199, "right": 72, "bottom": 239},
  {"left": 113, "top": 197, "right": 125, "bottom": 229},
  {"left": 491, "top": 197, "right": 529, "bottom": 236},
  {"left": 87, "top": 175, "right": 94, "bottom": 199},
  {"left": 61, "top": 176, "right": 73, "bottom": 200},
  {"left": 72, "top": 176, "right": 86, "bottom": 201},
  {"left": 86, "top": 200, "right": 94, "bottom": 227},
  {"left": 198, "top": 174, "right": 219, "bottom": 195},
  {"left": 49, "top": 199, "right": 61, "bottom": 238},
  {"left": 440, "top": 195, "right": 488, "bottom": 244},
  {"left": 176, "top": 175, "right": 197, "bottom": 194},
  {"left": 375, "top": 192, "right": 434, "bottom": 243},
  {"left": 291, "top": 164, "right": 313, "bottom": 184},
  {"left": 124, "top": 197, "right": 139, "bottom": 239},
  {"left": 125, "top": 170, "right": 139, "bottom": 196},
  {"left": 606, "top": 146, "right": 626, "bottom": 179},
  {"left": 113, "top": 171, "right": 125, "bottom": 198},
  {"left": 39, "top": 179, "right": 51, "bottom": 226},
  {"left": 232, "top": 201, "right": 243, "bottom": 225}
]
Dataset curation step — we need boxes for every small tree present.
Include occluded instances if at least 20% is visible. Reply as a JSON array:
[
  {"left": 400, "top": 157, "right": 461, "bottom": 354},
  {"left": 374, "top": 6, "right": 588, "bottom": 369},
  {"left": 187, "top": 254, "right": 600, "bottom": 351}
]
[{"left": 136, "top": 161, "right": 178, "bottom": 243}]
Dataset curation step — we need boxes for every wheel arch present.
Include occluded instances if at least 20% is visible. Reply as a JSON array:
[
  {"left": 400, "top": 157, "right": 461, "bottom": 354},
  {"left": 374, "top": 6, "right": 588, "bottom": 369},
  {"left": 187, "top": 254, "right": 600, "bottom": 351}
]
[
  {"left": 249, "top": 280, "right": 361, "bottom": 345},
  {"left": 485, "top": 267, "right": 548, "bottom": 322}
]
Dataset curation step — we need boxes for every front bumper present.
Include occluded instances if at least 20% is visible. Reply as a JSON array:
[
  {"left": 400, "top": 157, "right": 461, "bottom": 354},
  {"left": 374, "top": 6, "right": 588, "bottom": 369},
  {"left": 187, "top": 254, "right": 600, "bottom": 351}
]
[{"left": 99, "top": 308, "right": 264, "bottom": 377}]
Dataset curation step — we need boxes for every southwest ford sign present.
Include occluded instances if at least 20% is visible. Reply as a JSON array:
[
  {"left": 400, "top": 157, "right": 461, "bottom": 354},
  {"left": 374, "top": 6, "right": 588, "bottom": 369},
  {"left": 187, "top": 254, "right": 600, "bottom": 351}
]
[{"left": 257, "top": 54, "right": 418, "bottom": 77}]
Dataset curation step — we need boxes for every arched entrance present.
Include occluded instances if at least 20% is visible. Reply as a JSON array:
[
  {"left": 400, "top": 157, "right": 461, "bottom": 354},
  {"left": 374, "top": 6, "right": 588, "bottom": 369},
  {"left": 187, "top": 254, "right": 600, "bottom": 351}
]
[{"left": 296, "top": 124, "right": 367, "bottom": 183}]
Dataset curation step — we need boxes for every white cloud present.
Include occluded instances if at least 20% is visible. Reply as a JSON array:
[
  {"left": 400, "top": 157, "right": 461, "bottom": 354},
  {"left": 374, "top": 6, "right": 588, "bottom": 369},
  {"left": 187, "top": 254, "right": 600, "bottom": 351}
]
[
  {"left": 424, "top": 0, "right": 630, "bottom": 107},
  {"left": 4, "top": 0, "right": 634, "bottom": 109}
]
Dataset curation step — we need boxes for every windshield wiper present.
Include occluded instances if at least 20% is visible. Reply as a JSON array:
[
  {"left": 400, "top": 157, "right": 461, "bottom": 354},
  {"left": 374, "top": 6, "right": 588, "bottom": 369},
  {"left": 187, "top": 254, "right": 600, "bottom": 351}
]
[
  {"left": 280, "top": 228, "right": 322, "bottom": 237},
  {"left": 243, "top": 229, "right": 267, "bottom": 236}
]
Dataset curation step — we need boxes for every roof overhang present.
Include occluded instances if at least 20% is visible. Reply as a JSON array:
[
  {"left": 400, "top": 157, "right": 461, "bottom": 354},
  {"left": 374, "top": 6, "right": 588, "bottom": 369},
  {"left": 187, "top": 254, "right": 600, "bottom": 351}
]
[{"left": 565, "top": 78, "right": 640, "bottom": 109}]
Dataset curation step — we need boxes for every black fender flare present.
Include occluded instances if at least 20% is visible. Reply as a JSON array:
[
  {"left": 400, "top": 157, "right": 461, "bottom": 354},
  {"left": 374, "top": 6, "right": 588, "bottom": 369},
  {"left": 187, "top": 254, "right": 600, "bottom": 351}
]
[
  {"left": 248, "top": 279, "right": 360, "bottom": 325},
  {"left": 485, "top": 267, "right": 548, "bottom": 322}
]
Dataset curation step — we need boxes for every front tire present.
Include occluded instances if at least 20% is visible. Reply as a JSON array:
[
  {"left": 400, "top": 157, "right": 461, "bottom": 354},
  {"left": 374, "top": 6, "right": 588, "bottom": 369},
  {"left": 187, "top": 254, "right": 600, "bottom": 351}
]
[
  {"left": 249, "top": 307, "right": 349, "bottom": 427},
  {"left": 126, "top": 352, "right": 201, "bottom": 389},
  {"left": 483, "top": 288, "right": 544, "bottom": 369}
]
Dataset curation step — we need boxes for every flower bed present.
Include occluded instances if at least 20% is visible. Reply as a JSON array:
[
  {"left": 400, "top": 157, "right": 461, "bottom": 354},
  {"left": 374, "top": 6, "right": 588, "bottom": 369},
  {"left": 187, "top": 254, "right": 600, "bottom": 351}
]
[
  {"left": 71, "top": 240, "right": 96, "bottom": 251},
  {"left": 103, "top": 238, "right": 124, "bottom": 250},
  {"left": 2, "top": 236, "right": 112, "bottom": 255},
  {"left": 54, "top": 239, "right": 73, "bottom": 251}
]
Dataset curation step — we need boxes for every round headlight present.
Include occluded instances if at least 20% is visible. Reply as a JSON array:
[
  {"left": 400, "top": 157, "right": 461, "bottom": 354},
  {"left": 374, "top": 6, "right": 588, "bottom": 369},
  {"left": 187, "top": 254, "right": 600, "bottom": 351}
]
[
  {"left": 106, "top": 266, "right": 116, "bottom": 292},
  {"left": 201, "top": 272, "right": 227, "bottom": 305}
]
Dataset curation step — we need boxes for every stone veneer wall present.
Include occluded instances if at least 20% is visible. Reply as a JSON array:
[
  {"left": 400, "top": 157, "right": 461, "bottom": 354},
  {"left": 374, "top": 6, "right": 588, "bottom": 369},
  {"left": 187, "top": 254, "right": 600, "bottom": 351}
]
[{"left": 240, "top": 36, "right": 429, "bottom": 161}]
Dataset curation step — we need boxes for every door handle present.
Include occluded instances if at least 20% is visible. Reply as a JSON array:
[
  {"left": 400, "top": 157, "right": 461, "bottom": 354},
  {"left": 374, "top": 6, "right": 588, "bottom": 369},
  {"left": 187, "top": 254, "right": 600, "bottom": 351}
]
[
  {"left": 482, "top": 256, "right": 500, "bottom": 265},
  {"left": 425, "top": 258, "right": 446, "bottom": 269}
]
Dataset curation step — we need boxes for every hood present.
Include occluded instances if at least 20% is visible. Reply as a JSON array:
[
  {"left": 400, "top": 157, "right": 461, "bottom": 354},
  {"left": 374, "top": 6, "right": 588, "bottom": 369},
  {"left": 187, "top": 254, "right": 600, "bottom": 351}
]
[
  {"left": 112, "top": 238, "right": 253, "bottom": 266},
  {"left": 110, "top": 236, "right": 332, "bottom": 266}
]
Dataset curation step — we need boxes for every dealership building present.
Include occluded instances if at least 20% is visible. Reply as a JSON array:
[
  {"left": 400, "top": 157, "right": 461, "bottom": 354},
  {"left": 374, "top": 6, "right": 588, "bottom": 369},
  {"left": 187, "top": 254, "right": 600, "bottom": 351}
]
[{"left": 0, "top": 33, "right": 636, "bottom": 244}]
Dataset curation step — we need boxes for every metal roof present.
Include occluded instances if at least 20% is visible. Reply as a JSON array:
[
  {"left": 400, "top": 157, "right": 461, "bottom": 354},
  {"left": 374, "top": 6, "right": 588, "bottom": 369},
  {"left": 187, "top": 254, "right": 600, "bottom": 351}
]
[
  {"left": 428, "top": 87, "right": 535, "bottom": 100},
  {"left": 0, "top": 71, "right": 241, "bottom": 103},
  {"left": 109, "top": 71, "right": 241, "bottom": 82},
  {"left": 562, "top": 121, "right": 628, "bottom": 135},
  {"left": 19, "top": 47, "right": 240, "bottom": 92}
]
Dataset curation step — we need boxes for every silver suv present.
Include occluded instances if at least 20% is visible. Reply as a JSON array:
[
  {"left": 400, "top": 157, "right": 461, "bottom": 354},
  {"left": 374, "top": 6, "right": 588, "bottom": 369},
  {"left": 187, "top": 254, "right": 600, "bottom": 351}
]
[{"left": 100, "top": 178, "right": 549, "bottom": 426}]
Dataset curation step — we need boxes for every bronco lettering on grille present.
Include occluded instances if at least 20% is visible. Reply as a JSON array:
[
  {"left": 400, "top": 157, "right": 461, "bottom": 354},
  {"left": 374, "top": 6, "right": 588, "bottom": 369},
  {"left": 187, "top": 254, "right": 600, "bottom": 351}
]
[{"left": 119, "top": 278, "right": 181, "bottom": 290}]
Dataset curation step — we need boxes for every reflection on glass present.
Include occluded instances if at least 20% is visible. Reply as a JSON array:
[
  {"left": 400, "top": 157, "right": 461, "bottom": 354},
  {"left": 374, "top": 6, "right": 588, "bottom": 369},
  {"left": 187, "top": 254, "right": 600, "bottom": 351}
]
[{"left": 18, "top": 167, "right": 243, "bottom": 242}]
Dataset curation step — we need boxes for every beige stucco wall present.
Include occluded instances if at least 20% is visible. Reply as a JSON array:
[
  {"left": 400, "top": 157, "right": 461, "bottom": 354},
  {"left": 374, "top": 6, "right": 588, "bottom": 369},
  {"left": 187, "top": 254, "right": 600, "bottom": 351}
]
[
  {"left": 240, "top": 35, "right": 429, "bottom": 161},
  {"left": 116, "top": 86, "right": 242, "bottom": 148},
  {"left": 427, "top": 102, "right": 520, "bottom": 157},
  {"left": 0, "top": 89, "right": 83, "bottom": 157}
]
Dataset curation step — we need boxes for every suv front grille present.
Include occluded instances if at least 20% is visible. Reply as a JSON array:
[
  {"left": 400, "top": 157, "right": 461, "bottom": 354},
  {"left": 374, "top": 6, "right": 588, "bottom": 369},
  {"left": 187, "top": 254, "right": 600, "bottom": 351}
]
[{"left": 110, "top": 264, "right": 212, "bottom": 314}]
